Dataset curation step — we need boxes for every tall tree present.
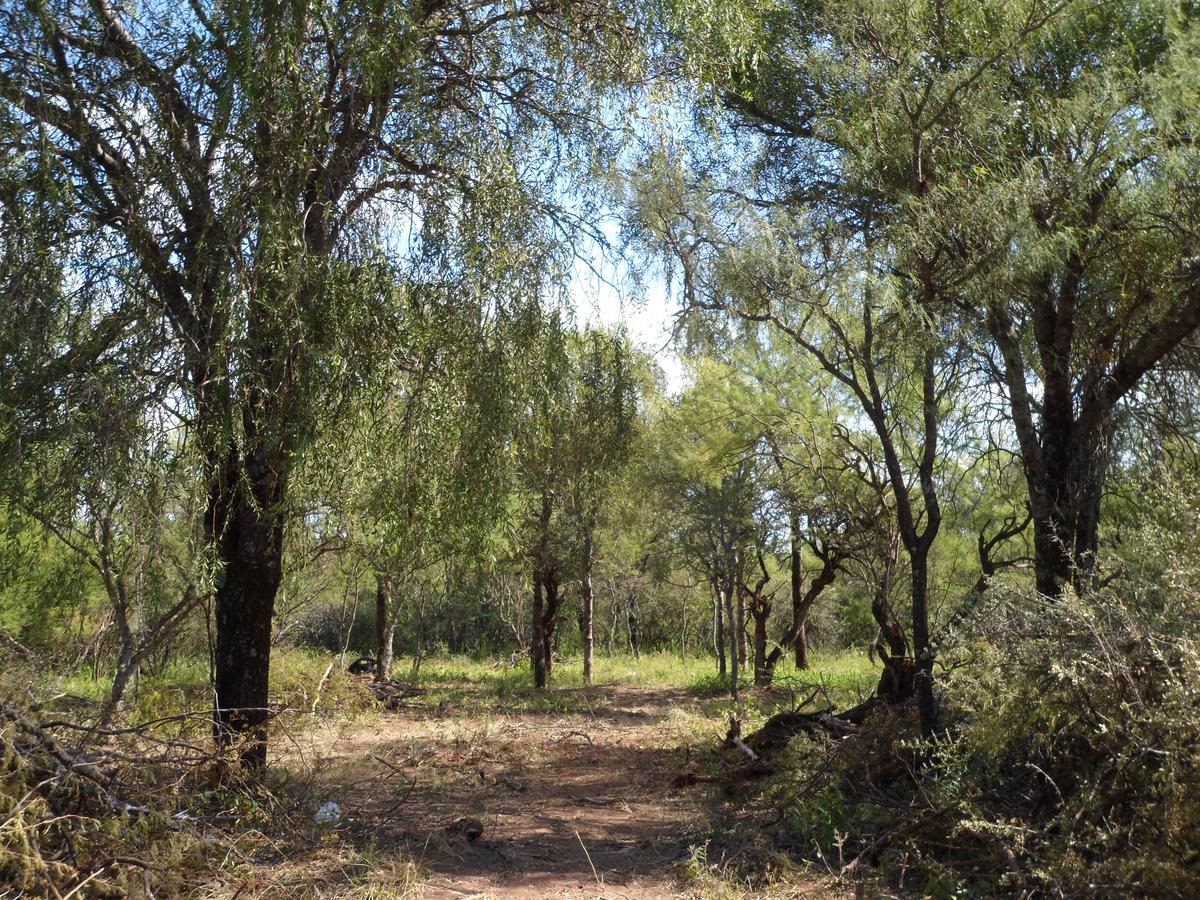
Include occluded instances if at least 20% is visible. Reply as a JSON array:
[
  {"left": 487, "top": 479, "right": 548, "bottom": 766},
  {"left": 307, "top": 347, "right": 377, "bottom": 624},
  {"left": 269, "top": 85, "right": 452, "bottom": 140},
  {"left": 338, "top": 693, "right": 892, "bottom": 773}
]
[
  {"left": 937, "top": 4, "right": 1200, "bottom": 595},
  {"left": 1, "top": 0, "right": 639, "bottom": 765},
  {"left": 565, "top": 329, "right": 639, "bottom": 685},
  {"left": 634, "top": 0, "right": 1073, "bottom": 734}
]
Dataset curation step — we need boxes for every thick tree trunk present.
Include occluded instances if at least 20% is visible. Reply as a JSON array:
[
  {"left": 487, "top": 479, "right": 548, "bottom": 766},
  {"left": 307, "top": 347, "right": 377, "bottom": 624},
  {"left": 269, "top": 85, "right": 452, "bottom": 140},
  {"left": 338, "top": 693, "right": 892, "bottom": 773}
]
[
  {"left": 212, "top": 445, "right": 285, "bottom": 769},
  {"left": 375, "top": 574, "right": 395, "bottom": 681},
  {"left": 581, "top": 533, "right": 594, "bottom": 685}
]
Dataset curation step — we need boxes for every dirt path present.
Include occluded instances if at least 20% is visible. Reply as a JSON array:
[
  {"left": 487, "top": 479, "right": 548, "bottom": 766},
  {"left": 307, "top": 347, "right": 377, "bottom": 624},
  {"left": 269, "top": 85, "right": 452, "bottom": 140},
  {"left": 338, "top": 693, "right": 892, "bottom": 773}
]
[{"left": 257, "top": 684, "right": 842, "bottom": 898}]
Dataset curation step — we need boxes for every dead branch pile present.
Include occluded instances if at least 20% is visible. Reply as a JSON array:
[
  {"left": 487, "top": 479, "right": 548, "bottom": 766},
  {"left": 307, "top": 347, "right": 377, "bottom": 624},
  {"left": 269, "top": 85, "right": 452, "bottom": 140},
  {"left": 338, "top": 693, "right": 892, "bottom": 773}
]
[
  {"left": 0, "top": 699, "right": 259, "bottom": 896},
  {"left": 365, "top": 680, "right": 427, "bottom": 710}
]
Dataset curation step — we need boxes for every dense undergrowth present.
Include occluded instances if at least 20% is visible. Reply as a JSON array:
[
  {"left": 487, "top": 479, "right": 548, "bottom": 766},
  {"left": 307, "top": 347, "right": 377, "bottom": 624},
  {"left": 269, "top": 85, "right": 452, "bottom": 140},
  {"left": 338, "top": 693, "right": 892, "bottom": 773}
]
[{"left": 717, "top": 585, "right": 1200, "bottom": 898}]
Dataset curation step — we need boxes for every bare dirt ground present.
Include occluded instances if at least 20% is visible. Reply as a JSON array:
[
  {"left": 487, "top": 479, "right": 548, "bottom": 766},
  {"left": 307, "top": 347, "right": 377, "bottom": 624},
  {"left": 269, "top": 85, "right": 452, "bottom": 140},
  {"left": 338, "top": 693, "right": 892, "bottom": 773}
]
[{"left": 244, "top": 684, "right": 845, "bottom": 898}]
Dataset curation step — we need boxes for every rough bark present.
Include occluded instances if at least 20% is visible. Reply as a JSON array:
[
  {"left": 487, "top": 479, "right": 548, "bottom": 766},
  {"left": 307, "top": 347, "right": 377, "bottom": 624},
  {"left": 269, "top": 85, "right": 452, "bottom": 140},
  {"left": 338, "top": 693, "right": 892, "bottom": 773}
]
[
  {"left": 542, "top": 570, "right": 561, "bottom": 679},
  {"left": 375, "top": 574, "right": 395, "bottom": 682},
  {"left": 751, "top": 606, "right": 769, "bottom": 686},
  {"left": 211, "top": 442, "right": 285, "bottom": 769},
  {"left": 531, "top": 492, "right": 552, "bottom": 689},
  {"left": 531, "top": 561, "right": 548, "bottom": 689},
  {"left": 725, "top": 559, "right": 741, "bottom": 704},
  {"left": 791, "top": 519, "right": 808, "bottom": 668},
  {"left": 987, "top": 271, "right": 1200, "bottom": 597}
]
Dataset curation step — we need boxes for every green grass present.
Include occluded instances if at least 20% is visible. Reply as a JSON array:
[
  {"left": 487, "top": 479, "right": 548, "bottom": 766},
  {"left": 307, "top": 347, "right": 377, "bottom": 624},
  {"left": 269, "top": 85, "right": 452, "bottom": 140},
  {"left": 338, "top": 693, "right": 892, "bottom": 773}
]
[
  {"left": 400, "top": 648, "right": 877, "bottom": 719},
  {"left": 27, "top": 645, "right": 878, "bottom": 727}
]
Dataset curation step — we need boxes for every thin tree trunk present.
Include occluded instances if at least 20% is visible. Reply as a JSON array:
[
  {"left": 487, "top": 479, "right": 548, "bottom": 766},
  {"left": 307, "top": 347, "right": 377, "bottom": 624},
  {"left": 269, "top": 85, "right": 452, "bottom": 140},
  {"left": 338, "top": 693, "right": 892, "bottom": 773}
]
[
  {"left": 790, "top": 516, "right": 807, "bottom": 668},
  {"left": 724, "top": 561, "right": 740, "bottom": 704},
  {"left": 375, "top": 573, "right": 395, "bottom": 681},
  {"left": 712, "top": 575, "right": 726, "bottom": 677},
  {"left": 626, "top": 593, "right": 640, "bottom": 659},
  {"left": 581, "top": 532, "right": 594, "bottom": 685},
  {"left": 531, "top": 492, "right": 551, "bottom": 689},
  {"left": 543, "top": 570, "right": 559, "bottom": 679},
  {"left": 531, "top": 562, "right": 547, "bottom": 688},
  {"left": 737, "top": 585, "right": 747, "bottom": 667}
]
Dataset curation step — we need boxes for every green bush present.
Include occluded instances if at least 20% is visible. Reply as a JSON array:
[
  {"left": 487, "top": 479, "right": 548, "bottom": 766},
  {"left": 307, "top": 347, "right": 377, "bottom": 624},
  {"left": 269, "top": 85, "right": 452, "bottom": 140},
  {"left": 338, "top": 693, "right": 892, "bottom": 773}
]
[{"left": 936, "top": 585, "right": 1200, "bottom": 895}]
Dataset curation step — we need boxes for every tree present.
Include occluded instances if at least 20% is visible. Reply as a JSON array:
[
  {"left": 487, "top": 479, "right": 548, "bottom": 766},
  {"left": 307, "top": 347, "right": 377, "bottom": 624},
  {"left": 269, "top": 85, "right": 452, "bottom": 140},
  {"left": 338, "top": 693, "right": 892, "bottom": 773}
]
[
  {"left": 936, "top": 4, "right": 1200, "bottom": 595},
  {"left": 659, "top": 358, "right": 772, "bottom": 701},
  {"left": 517, "top": 319, "right": 638, "bottom": 688},
  {"left": 1, "top": 0, "right": 639, "bottom": 765},
  {"left": 634, "top": 0, "right": 1076, "bottom": 735},
  {"left": 326, "top": 283, "right": 518, "bottom": 680},
  {"left": 565, "top": 329, "right": 639, "bottom": 684}
]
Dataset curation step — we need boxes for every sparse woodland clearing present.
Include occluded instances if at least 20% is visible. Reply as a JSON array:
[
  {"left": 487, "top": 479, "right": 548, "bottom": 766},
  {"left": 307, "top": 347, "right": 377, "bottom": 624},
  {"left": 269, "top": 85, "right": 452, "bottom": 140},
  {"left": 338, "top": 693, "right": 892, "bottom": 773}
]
[
  {"left": 199, "top": 671, "right": 855, "bottom": 899},
  {"left": 5, "top": 0, "right": 1200, "bottom": 896}
]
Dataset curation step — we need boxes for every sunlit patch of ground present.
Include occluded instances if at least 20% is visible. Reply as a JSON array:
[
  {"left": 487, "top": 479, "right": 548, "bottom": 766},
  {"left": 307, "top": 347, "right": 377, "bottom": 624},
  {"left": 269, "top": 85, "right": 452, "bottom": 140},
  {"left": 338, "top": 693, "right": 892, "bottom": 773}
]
[{"left": 195, "top": 665, "right": 861, "bottom": 898}]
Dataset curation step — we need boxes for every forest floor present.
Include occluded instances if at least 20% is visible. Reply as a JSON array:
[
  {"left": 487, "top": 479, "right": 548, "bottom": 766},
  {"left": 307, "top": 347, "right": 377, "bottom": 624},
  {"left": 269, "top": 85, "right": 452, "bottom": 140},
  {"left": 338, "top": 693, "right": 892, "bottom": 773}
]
[{"left": 211, "top": 661, "right": 863, "bottom": 899}]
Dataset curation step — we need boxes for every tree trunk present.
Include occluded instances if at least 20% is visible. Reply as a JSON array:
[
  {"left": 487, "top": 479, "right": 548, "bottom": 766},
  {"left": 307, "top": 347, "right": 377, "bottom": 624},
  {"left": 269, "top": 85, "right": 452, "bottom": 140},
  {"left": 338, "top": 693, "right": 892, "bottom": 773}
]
[
  {"left": 712, "top": 576, "right": 726, "bottom": 677},
  {"left": 531, "top": 492, "right": 552, "bottom": 689},
  {"left": 910, "top": 545, "right": 938, "bottom": 739},
  {"left": 211, "top": 442, "right": 285, "bottom": 769},
  {"left": 101, "top": 638, "right": 137, "bottom": 727},
  {"left": 531, "top": 561, "right": 547, "bottom": 689},
  {"left": 725, "top": 564, "right": 740, "bottom": 704},
  {"left": 790, "top": 518, "right": 806, "bottom": 668},
  {"left": 752, "top": 606, "right": 768, "bottom": 686},
  {"left": 626, "top": 593, "right": 640, "bottom": 659},
  {"left": 737, "top": 586, "right": 748, "bottom": 667},
  {"left": 543, "top": 570, "right": 559, "bottom": 679},
  {"left": 375, "top": 574, "right": 395, "bottom": 681},
  {"left": 581, "top": 533, "right": 594, "bottom": 685}
]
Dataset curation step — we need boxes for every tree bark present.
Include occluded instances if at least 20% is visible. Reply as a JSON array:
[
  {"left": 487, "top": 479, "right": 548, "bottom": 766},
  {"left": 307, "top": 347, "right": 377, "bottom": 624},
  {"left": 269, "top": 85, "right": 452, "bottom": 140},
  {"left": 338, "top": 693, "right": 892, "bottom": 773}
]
[
  {"left": 543, "top": 569, "right": 560, "bottom": 680},
  {"left": 712, "top": 574, "right": 726, "bottom": 677},
  {"left": 531, "top": 561, "right": 547, "bottom": 689},
  {"left": 531, "top": 492, "right": 552, "bottom": 689},
  {"left": 375, "top": 573, "right": 395, "bottom": 681},
  {"left": 795, "top": 621, "right": 808, "bottom": 669},
  {"left": 581, "top": 532, "right": 594, "bottom": 684},
  {"left": 724, "top": 559, "right": 740, "bottom": 703},
  {"left": 751, "top": 605, "right": 769, "bottom": 686},
  {"left": 211, "top": 440, "right": 285, "bottom": 769},
  {"left": 790, "top": 517, "right": 807, "bottom": 669},
  {"left": 736, "top": 584, "right": 748, "bottom": 668}
]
